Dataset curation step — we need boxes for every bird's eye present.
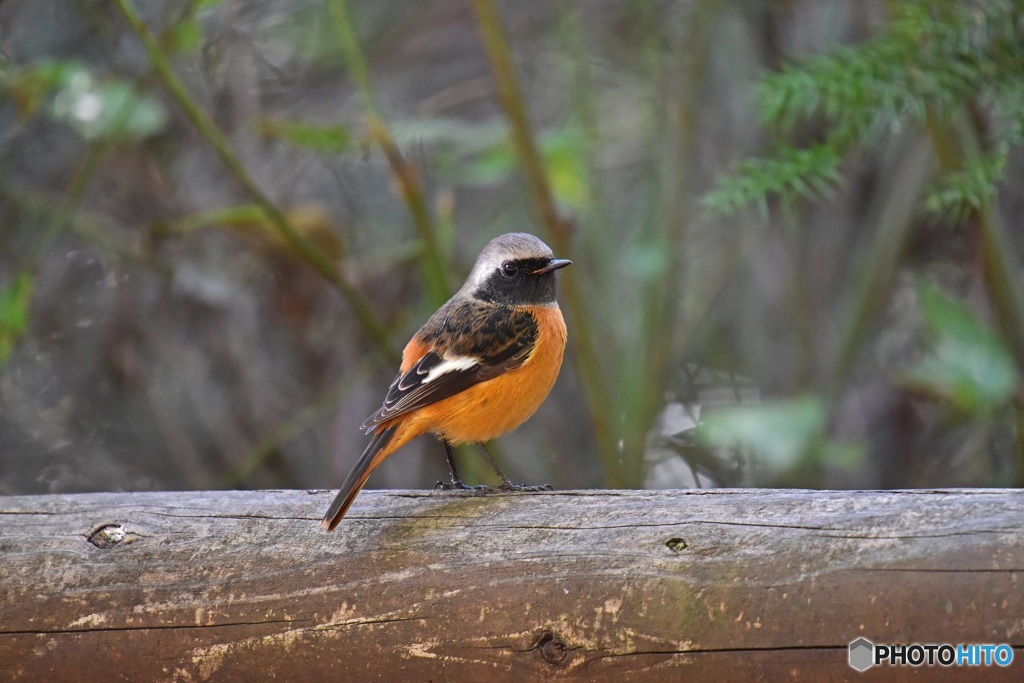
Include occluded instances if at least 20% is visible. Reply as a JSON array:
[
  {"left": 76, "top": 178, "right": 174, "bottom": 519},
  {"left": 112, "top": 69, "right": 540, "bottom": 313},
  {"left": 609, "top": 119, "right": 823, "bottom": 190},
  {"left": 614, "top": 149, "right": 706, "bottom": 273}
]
[{"left": 501, "top": 261, "right": 518, "bottom": 278}]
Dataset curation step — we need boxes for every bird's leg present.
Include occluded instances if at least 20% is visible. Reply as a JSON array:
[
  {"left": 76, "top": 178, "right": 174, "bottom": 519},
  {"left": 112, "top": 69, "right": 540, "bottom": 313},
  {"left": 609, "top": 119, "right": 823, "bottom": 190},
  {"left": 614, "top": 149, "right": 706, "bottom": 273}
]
[
  {"left": 475, "top": 442, "right": 553, "bottom": 492},
  {"left": 435, "top": 440, "right": 491, "bottom": 491}
]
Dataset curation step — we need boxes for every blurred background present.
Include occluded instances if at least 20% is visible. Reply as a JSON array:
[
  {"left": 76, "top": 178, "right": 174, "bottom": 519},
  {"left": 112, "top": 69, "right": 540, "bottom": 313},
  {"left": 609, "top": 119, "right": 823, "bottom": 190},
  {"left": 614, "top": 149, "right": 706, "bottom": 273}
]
[{"left": 1, "top": 0, "right": 1022, "bottom": 497}]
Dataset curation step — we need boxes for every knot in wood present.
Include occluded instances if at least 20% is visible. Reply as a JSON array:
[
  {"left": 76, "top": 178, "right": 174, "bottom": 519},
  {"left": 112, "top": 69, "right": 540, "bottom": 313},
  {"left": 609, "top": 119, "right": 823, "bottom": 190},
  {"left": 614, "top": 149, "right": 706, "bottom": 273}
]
[
  {"left": 665, "top": 537, "right": 687, "bottom": 553},
  {"left": 536, "top": 631, "right": 569, "bottom": 665},
  {"left": 88, "top": 524, "right": 126, "bottom": 549}
]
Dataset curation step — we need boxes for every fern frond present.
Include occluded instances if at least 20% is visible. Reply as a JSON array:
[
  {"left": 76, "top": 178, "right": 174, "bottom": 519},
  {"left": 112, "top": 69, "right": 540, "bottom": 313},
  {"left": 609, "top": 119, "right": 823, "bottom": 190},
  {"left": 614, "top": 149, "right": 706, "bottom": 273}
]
[{"left": 707, "top": 0, "right": 1024, "bottom": 217}]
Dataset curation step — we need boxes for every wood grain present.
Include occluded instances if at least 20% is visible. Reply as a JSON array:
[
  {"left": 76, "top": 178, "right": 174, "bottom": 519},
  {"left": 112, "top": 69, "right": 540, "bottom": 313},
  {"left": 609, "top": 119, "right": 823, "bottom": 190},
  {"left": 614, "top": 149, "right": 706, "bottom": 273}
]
[{"left": 1, "top": 489, "right": 1023, "bottom": 681}]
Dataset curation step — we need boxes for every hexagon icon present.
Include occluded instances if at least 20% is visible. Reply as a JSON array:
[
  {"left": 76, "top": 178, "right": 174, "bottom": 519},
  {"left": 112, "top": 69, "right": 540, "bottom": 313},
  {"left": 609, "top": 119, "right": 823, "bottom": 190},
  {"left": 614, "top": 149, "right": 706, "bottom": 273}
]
[{"left": 849, "top": 637, "right": 875, "bottom": 672}]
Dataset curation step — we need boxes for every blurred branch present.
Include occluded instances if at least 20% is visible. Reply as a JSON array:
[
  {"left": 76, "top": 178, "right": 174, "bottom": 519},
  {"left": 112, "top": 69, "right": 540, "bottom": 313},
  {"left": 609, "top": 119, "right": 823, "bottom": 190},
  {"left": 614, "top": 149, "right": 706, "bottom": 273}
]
[
  {"left": 112, "top": 0, "right": 399, "bottom": 363},
  {"left": 468, "top": 0, "right": 621, "bottom": 485},
  {"left": 829, "top": 133, "right": 934, "bottom": 392},
  {"left": 621, "top": 1, "right": 714, "bottom": 487},
  {"left": 325, "top": 0, "right": 381, "bottom": 119},
  {"left": 949, "top": 117, "right": 1024, "bottom": 364},
  {"left": 971, "top": 157, "right": 1024, "bottom": 486},
  {"left": 556, "top": 2, "right": 612, "bottom": 280},
  {"left": 929, "top": 109, "right": 1024, "bottom": 483},
  {"left": 329, "top": 0, "right": 451, "bottom": 308},
  {"left": 468, "top": 0, "right": 570, "bottom": 246},
  {"left": 368, "top": 119, "right": 452, "bottom": 307}
]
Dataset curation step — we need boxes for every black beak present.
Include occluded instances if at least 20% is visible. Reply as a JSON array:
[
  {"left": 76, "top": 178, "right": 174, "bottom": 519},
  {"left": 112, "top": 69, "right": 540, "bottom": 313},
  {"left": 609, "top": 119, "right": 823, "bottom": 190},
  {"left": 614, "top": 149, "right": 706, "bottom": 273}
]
[{"left": 533, "top": 258, "right": 572, "bottom": 275}]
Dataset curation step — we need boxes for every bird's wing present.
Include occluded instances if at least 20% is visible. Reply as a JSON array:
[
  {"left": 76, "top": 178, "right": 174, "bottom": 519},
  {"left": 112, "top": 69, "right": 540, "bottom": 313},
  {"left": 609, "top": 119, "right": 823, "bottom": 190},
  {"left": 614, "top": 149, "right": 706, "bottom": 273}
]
[{"left": 360, "top": 304, "right": 539, "bottom": 432}]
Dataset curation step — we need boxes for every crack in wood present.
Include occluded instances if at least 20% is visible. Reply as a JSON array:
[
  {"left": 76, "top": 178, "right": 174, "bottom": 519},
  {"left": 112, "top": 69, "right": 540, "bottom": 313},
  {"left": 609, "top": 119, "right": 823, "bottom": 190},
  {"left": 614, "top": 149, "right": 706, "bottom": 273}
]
[
  {"left": 820, "top": 530, "right": 1010, "bottom": 540},
  {"left": 314, "top": 615, "right": 429, "bottom": 631},
  {"left": 0, "top": 618, "right": 312, "bottom": 636}
]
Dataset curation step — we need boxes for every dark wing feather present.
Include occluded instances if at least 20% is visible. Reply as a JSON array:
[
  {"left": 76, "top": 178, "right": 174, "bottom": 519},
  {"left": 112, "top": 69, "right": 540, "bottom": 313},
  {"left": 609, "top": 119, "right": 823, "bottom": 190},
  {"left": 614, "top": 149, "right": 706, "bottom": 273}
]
[{"left": 360, "top": 304, "right": 538, "bottom": 432}]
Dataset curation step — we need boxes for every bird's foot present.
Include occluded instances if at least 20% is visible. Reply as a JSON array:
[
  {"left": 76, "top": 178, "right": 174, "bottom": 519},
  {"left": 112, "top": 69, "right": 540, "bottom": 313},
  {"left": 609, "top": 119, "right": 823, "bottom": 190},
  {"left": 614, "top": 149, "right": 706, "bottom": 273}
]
[{"left": 498, "top": 481, "right": 554, "bottom": 492}]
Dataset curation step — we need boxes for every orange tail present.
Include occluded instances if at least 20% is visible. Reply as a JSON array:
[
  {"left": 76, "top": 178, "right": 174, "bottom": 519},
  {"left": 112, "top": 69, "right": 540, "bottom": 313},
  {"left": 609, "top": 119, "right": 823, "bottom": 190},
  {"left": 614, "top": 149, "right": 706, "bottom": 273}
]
[{"left": 321, "top": 423, "right": 415, "bottom": 531}]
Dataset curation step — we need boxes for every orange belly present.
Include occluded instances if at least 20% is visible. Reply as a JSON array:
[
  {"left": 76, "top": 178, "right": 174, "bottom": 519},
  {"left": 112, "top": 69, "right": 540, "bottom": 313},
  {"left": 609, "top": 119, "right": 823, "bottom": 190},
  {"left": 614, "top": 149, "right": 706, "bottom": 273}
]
[{"left": 401, "top": 305, "right": 567, "bottom": 444}]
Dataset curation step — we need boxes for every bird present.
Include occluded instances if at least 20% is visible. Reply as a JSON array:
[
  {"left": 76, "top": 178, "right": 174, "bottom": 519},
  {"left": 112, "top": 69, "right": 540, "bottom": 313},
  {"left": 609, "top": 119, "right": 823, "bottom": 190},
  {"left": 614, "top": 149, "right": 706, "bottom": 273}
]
[{"left": 322, "top": 232, "right": 572, "bottom": 531}]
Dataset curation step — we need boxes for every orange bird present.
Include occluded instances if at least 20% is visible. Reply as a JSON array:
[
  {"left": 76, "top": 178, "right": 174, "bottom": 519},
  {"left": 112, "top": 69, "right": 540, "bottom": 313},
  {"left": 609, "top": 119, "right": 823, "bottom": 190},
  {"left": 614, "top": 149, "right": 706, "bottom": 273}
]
[{"left": 322, "top": 232, "right": 571, "bottom": 530}]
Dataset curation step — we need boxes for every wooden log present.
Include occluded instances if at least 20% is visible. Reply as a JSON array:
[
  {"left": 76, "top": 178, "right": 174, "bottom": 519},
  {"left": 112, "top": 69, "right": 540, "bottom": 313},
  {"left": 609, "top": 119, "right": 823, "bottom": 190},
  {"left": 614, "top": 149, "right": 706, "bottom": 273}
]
[{"left": 1, "top": 489, "right": 1022, "bottom": 681}]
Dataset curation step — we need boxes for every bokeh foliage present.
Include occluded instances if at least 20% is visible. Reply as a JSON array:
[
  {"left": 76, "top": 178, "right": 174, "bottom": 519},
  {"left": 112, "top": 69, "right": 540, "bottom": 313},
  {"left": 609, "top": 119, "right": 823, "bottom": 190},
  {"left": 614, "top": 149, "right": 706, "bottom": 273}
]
[
  {"left": 701, "top": 0, "right": 1024, "bottom": 486},
  {"left": 0, "top": 0, "right": 1022, "bottom": 495}
]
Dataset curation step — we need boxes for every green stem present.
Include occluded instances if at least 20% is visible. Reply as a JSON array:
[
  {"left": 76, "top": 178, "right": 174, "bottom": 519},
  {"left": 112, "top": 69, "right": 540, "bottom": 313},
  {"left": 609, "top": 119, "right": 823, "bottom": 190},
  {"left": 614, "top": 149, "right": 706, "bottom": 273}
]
[
  {"left": 468, "top": 0, "right": 621, "bottom": 485},
  {"left": 368, "top": 117, "right": 452, "bottom": 307},
  {"left": 468, "top": 0, "right": 569, "bottom": 248},
  {"left": 329, "top": 0, "right": 451, "bottom": 308},
  {"left": 113, "top": 0, "right": 398, "bottom": 363},
  {"left": 327, "top": 0, "right": 382, "bottom": 119},
  {"left": 621, "top": 1, "right": 714, "bottom": 487},
  {"left": 829, "top": 133, "right": 934, "bottom": 393},
  {"left": 949, "top": 117, "right": 1024, "bottom": 363},
  {"left": 943, "top": 112, "right": 1024, "bottom": 483}
]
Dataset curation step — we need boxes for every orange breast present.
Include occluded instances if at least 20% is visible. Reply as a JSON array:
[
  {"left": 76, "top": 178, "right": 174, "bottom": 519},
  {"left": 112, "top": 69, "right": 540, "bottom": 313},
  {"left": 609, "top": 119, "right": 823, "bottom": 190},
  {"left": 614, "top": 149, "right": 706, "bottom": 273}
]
[{"left": 405, "top": 305, "right": 567, "bottom": 444}]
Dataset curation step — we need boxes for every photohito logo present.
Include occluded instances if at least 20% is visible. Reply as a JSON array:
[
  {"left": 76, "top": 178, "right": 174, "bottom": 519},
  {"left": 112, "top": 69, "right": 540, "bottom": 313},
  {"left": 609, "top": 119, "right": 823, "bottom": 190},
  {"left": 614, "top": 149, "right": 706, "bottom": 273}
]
[{"left": 849, "top": 637, "right": 1014, "bottom": 672}]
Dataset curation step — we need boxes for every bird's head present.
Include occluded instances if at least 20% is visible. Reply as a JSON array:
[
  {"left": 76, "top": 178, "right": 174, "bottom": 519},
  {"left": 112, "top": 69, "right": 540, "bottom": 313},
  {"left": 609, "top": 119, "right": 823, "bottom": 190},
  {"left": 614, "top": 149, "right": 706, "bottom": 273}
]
[{"left": 463, "top": 232, "right": 572, "bottom": 307}]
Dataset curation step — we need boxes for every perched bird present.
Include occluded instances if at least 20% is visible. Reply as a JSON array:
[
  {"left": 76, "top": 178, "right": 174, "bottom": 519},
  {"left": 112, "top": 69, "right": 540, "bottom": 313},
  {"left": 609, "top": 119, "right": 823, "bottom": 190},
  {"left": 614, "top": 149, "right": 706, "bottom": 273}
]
[{"left": 322, "top": 232, "right": 571, "bottom": 531}]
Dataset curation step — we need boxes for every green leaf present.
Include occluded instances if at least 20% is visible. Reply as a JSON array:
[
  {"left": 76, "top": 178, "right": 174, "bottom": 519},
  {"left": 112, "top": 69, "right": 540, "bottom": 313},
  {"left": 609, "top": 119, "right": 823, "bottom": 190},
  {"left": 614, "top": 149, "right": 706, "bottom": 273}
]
[
  {"left": 259, "top": 118, "right": 352, "bottom": 154},
  {"left": 166, "top": 204, "right": 266, "bottom": 234},
  {"left": 924, "top": 151, "right": 1006, "bottom": 223},
  {"left": 817, "top": 439, "right": 865, "bottom": 471},
  {"left": 0, "top": 274, "right": 34, "bottom": 366},
  {"left": 28, "top": 62, "right": 169, "bottom": 140},
  {"left": 454, "top": 124, "right": 591, "bottom": 206},
  {"left": 2, "top": 60, "right": 81, "bottom": 117},
  {"left": 624, "top": 242, "right": 670, "bottom": 280},
  {"left": 904, "top": 284, "right": 1017, "bottom": 414},
  {"left": 468, "top": 140, "right": 517, "bottom": 182},
  {"left": 167, "top": 18, "right": 204, "bottom": 54},
  {"left": 696, "top": 395, "right": 826, "bottom": 470},
  {"left": 702, "top": 0, "right": 1024, "bottom": 217},
  {"left": 703, "top": 142, "right": 842, "bottom": 215},
  {"left": 540, "top": 127, "right": 590, "bottom": 208}
]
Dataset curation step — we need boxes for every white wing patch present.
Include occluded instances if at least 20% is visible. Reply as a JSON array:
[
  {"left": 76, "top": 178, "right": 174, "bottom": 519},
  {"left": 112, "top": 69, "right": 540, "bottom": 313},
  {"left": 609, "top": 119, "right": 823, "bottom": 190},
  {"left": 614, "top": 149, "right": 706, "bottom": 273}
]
[{"left": 419, "top": 354, "right": 480, "bottom": 385}]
